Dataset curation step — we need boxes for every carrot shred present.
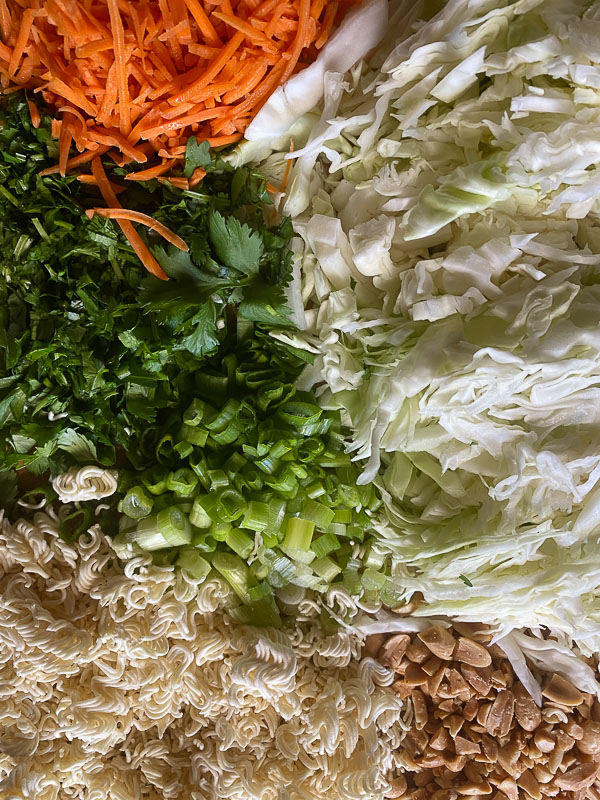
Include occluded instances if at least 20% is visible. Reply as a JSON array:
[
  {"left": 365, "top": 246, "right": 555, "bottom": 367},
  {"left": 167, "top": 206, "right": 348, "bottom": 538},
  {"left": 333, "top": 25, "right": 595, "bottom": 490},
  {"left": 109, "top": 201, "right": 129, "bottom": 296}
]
[
  {"left": 279, "top": 137, "right": 294, "bottom": 194},
  {"left": 158, "top": 176, "right": 189, "bottom": 189},
  {"left": 86, "top": 207, "right": 190, "bottom": 252},
  {"left": 0, "top": 0, "right": 356, "bottom": 173},
  {"left": 77, "top": 173, "right": 126, "bottom": 194},
  {"left": 189, "top": 166, "right": 206, "bottom": 187},
  {"left": 27, "top": 99, "right": 41, "bottom": 128},
  {"left": 124, "top": 161, "right": 173, "bottom": 181},
  {"left": 90, "top": 156, "right": 169, "bottom": 281}
]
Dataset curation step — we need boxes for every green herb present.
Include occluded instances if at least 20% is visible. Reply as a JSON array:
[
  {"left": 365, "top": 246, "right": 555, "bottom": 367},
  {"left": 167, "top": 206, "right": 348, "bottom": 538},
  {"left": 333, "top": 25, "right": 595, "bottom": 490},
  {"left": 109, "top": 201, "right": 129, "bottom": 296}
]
[
  {"left": 0, "top": 96, "right": 295, "bottom": 486},
  {"left": 459, "top": 574, "right": 473, "bottom": 587}
]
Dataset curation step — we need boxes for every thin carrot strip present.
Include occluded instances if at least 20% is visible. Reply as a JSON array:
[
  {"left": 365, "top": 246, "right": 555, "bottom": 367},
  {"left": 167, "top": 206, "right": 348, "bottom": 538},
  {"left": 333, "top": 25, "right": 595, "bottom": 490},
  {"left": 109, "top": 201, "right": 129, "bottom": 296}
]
[
  {"left": 27, "top": 99, "right": 41, "bottom": 128},
  {"left": 39, "top": 146, "right": 109, "bottom": 176},
  {"left": 183, "top": 0, "right": 222, "bottom": 46},
  {"left": 87, "top": 128, "right": 148, "bottom": 162},
  {"left": 8, "top": 8, "right": 35, "bottom": 78},
  {"left": 124, "top": 161, "right": 172, "bottom": 180},
  {"left": 91, "top": 156, "right": 169, "bottom": 280},
  {"left": 211, "top": 10, "right": 276, "bottom": 49},
  {"left": 158, "top": 176, "right": 189, "bottom": 189},
  {"left": 0, "top": 42, "right": 11, "bottom": 63},
  {"left": 139, "top": 106, "right": 225, "bottom": 139},
  {"left": 86, "top": 208, "right": 189, "bottom": 252},
  {"left": 77, "top": 173, "right": 126, "bottom": 194},
  {"left": 107, "top": 0, "right": 131, "bottom": 135},
  {"left": 47, "top": 77, "right": 98, "bottom": 116},
  {"left": 167, "top": 29, "right": 244, "bottom": 105},
  {"left": 279, "top": 137, "right": 294, "bottom": 194},
  {"left": 189, "top": 166, "right": 206, "bottom": 187},
  {"left": 0, "top": 0, "right": 11, "bottom": 44},
  {"left": 315, "top": 0, "right": 337, "bottom": 48}
]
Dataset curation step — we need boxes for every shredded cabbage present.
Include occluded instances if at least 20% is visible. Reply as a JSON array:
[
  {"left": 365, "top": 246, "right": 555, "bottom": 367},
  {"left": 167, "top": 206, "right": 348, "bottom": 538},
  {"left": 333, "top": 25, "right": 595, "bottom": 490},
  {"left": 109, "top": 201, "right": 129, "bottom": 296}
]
[{"left": 254, "top": 0, "right": 600, "bottom": 651}]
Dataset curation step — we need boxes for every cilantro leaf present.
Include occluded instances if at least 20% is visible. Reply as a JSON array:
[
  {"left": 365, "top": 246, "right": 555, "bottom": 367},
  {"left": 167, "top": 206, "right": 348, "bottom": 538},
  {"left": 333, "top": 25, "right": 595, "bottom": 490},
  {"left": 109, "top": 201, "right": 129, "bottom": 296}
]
[
  {"left": 179, "top": 301, "right": 220, "bottom": 357},
  {"left": 209, "top": 211, "right": 264, "bottom": 275},
  {"left": 183, "top": 137, "right": 211, "bottom": 178}
]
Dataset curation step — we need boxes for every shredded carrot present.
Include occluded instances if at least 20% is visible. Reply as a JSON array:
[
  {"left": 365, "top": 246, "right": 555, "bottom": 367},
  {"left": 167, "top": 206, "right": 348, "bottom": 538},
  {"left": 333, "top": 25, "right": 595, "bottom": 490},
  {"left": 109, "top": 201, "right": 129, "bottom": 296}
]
[
  {"left": 90, "top": 156, "right": 169, "bottom": 281},
  {"left": 27, "top": 99, "right": 41, "bottom": 128},
  {"left": 189, "top": 166, "right": 206, "bottom": 187},
  {"left": 124, "top": 161, "right": 173, "bottom": 181},
  {"left": 0, "top": 0, "right": 355, "bottom": 172},
  {"left": 87, "top": 207, "right": 190, "bottom": 252},
  {"left": 279, "top": 137, "right": 294, "bottom": 194},
  {"left": 77, "top": 173, "right": 126, "bottom": 194},
  {"left": 158, "top": 176, "right": 190, "bottom": 189}
]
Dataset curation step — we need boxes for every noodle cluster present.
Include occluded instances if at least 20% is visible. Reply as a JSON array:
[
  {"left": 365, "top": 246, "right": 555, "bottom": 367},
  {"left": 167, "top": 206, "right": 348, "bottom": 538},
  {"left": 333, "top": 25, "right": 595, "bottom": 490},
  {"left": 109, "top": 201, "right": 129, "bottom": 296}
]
[{"left": 0, "top": 508, "right": 407, "bottom": 800}]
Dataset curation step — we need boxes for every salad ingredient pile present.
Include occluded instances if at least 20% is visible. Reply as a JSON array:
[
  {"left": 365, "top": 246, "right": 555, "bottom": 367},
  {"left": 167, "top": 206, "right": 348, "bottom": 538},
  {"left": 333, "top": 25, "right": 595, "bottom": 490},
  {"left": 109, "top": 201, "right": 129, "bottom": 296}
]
[
  {"left": 0, "top": 0, "right": 358, "bottom": 165},
  {"left": 258, "top": 0, "right": 600, "bottom": 650}
]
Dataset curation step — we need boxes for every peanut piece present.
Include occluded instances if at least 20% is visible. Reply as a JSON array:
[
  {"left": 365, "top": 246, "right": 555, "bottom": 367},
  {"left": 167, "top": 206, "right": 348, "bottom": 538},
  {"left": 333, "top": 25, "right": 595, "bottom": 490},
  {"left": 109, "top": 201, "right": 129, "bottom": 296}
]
[
  {"left": 454, "top": 637, "right": 492, "bottom": 668},
  {"left": 512, "top": 683, "right": 541, "bottom": 732},
  {"left": 385, "top": 775, "right": 408, "bottom": 798},
  {"left": 363, "top": 633, "right": 388, "bottom": 659},
  {"left": 576, "top": 719, "right": 600, "bottom": 755},
  {"left": 418, "top": 625, "right": 456, "bottom": 661},
  {"left": 542, "top": 674, "right": 583, "bottom": 707},
  {"left": 379, "top": 634, "right": 411, "bottom": 671},
  {"left": 555, "top": 762, "right": 599, "bottom": 791}
]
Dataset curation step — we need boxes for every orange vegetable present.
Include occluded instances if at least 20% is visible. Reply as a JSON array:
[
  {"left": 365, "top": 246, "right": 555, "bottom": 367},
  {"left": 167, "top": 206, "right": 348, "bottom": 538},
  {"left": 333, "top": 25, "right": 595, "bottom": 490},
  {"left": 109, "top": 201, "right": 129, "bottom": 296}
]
[
  {"left": 0, "top": 0, "right": 357, "bottom": 172},
  {"left": 86, "top": 207, "right": 190, "bottom": 252},
  {"left": 90, "top": 157, "right": 169, "bottom": 281}
]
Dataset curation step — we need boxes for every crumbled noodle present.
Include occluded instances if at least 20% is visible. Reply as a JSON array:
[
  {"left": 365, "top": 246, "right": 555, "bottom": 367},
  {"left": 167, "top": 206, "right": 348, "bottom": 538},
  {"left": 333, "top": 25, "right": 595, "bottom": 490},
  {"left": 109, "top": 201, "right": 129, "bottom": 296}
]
[{"left": 0, "top": 509, "right": 408, "bottom": 800}]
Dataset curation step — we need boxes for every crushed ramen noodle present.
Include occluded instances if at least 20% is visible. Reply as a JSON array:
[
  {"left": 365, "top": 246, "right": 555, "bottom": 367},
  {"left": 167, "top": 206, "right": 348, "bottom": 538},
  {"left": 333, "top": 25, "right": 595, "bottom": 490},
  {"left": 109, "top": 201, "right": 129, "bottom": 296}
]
[{"left": 0, "top": 508, "right": 408, "bottom": 800}]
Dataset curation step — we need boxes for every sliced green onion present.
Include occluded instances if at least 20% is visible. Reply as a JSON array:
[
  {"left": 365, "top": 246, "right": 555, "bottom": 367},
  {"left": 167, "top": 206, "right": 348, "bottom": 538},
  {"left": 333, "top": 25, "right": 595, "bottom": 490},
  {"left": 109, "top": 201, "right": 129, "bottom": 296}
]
[
  {"left": 299, "top": 499, "right": 335, "bottom": 531},
  {"left": 283, "top": 517, "right": 315, "bottom": 551},
  {"left": 365, "top": 545, "right": 386, "bottom": 569},
  {"left": 224, "top": 452, "right": 247, "bottom": 477},
  {"left": 189, "top": 452, "right": 210, "bottom": 488},
  {"left": 183, "top": 398, "right": 217, "bottom": 426},
  {"left": 333, "top": 509, "right": 353, "bottom": 524},
  {"left": 312, "top": 556, "right": 342, "bottom": 582},
  {"left": 118, "top": 486, "right": 154, "bottom": 519},
  {"left": 212, "top": 552, "right": 253, "bottom": 602},
  {"left": 177, "top": 547, "right": 211, "bottom": 581},
  {"left": 311, "top": 532, "right": 340, "bottom": 559},
  {"left": 191, "top": 531, "right": 217, "bottom": 552},
  {"left": 212, "top": 522, "right": 232, "bottom": 541},
  {"left": 174, "top": 440, "right": 194, "bottom": 458},
  {"left": 179, "top": 423, "right": 208, "bottom": 447},
  {"left": 59, "top": 507, "right": 93, "bottom": 542},
  {"left": 190, "top": 496, "right": 212, "bottom": 528},
  {"left": 306, "top": 481, "right": 326, "bottom": 499},
  {"left": 361, "top": 568, "right": 386, "bottom": 591},
  {"left": 208, "top": 469, "right": 229, "bottom": 490},
  {"left": 225, "top": 528, "right": 254, "bottom": 559},
  {"left": 241, "top": 501, "right": 271, "bottom": 532},
  {"left": 328, "top": 522, "right": 347, "bottom": 538},
  {"left": 166, "top": 468, "right": 198, "bottom": 497},
  {"left": 134, "top": 506, "right": 191, "bottom": 550},
  {"left": 214, "top": 488, "right": 246, "bottom": 522},
  {"left": 347, "top": 524, "right": 365, "bottom": 543},
  {"left": 141, "top": 466, "right": 168, "bottom": 496}
]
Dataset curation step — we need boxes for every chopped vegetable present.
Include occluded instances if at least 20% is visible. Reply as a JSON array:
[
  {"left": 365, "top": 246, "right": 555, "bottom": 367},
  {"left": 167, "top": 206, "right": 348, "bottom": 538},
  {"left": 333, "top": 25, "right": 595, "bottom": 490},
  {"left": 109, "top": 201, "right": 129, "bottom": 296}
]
[{"left": 0, "top": 0, "right": 359, "bottom": 169}]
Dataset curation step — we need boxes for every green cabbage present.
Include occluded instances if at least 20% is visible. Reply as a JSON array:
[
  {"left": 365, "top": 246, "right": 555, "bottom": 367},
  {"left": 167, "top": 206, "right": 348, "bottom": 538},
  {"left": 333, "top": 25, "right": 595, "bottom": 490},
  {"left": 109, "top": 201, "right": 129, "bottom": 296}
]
[{"left": 254, "top": 0, "right": 600, "bottom": 649}]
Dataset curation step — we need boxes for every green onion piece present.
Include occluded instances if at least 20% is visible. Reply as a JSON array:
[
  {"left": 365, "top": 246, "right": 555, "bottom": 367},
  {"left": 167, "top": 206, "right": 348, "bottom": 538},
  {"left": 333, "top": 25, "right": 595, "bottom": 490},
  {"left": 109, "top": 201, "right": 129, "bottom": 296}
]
[
  {"left": 183, "top": 398, "right": 217, "bottom": 426},
  {"left": 270, "top": 438, "right": 293, "bottom": 459},
  {"left": 192, "top": 531, "right": 217, "bottom": 552},
  {"left": 205, "top": 398, "right": 241, "bottom": 432},
  {"left": 156, "top": 434, "right": 174, "bottom": 462},
  {"left": 347, "top": 524, "right": 365, "bottom": 543},
  {"left": 255, "top": 454, "right": 280, "bottom": 475},
  {"left": 297, "top": 438, "right": 325, "bottom": 462},
  {"left": 58, "top": 507, "right": 93, "bottom": 543},
  {"left": 177, "top": 547, "right": 211, "bottom": 580},
  {"left": 335, "top": 484, "right": 361, "bottom": 508},
  {"left": 225, "top": 528, "right": 254, "bottom": 559},
  {"left": 241, "top": 501, "right": 271, "bottom": 532},
  {"left": 215, "top": 488, "right": 246, "bottom": 522},
  {"left": 276, "top": 401, "right": 322, "bottom": 430},
  {"left": 111, "top": 531, "right": 143, "bottom": 560},
  {"left": 118, "top": 486, "right": 154, "bottom": 520},
  {"left": 306, "top": 481, "right": 326, "bottom": 499},
  {"left": 212, "top": 522, "right": 232, "bottom": 541},
  {"left": 250, "top": 562, "right": 270, "bottom": 581},
  {"left": 189, "top": 452, "right": 210, "bottom": 489},
  {"left": 174, "top": 440, "right": 194, "bottom": 459},
  {"left": 166, "top": 468, "right": 199, "bottom": 497},
  {"left": 311, "top": 532, "right": 340, "bottom": 559},
  {"left": 134, "top": 506, "right": 192, "bottom": 550},
  {"left": 265, "top": 465, "right": 298, "bottom": 494},
  {"left": 208, "top": 469, "right": 229, "bottom": 490},
  {"left": 224, "top": 452, "right": 247, "bottom": 477},
  {"left": 179, "top": 423, "right": 208, "bottom": 447},
  {"left": 333, "top": 509, "right": 353, "bottom": 524},
  {"left": 365, "top": 545, "right": 385, "bottom": 569},
  {"left": 283, "top": 517, "right": 315, "bottom": 551},
  {"left": 281, "top": 546, "right": 316, "bottom": 565},
  {"left": 190, "top": 496, "right": 212, "bottom": 528},
  {"left": 141, "top": 466, "right": 168, "bottom": 496},
  {"left": 342, "top": 566, "right": 362, "bottom": 595},
  {"left": 212, "top": 552, "right": 253, "bottom": 602},
  {"left": 234, "top": 467, "right": 263, "bottom": 492},
  {"left": 361, "top": 568, "right": 386, "bottom": 591},
  {"left": 261, "top": 532, "right": 279, "bottom": 548},
  {"left": 230, "top": 582, "right": 282, "bottom": 628},
  {"left": 299, "top": 499, "right": 335, "bottom": 531},
  {"left": 312, "top": 556, "right": 342, "bottom": 582},
  {"left": 328, "top": 522, "right": 347, "bottom": 538}
]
